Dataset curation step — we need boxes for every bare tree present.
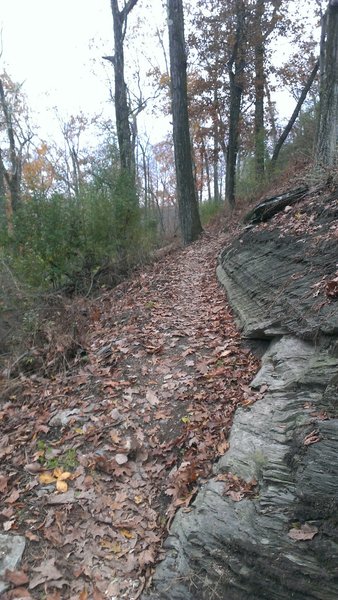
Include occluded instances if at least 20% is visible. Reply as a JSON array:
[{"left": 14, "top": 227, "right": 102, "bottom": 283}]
[
  {"left": 271, "top": 60, "right": 319, "bottom": 166},
  {"left": 0, "top": 76, "right": 33, "bottom": 219},
  {"left": 226, "top": 0, "right": 246, "bottom": 209},
  {"left": 104, "top": 0, "right": 139, "bottom": 174},
  {"left": 167, "top": 0, "right": 202, "bottom": 244}
]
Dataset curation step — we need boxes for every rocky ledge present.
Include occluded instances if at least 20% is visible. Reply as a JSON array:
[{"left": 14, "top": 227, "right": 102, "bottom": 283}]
[{"left": 143, "top": 188, "right": 338, "bottom": 599}]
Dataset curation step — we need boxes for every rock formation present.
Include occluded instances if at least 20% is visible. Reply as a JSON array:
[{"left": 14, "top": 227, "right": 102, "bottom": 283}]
[{"left": 143, "top": 188, "right": 338, "bottom": 599}]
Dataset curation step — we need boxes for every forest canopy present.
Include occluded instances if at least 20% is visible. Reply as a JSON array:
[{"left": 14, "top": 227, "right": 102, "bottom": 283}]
[{"left": 0, "top": 0, "right": 332, "bottom": 288}]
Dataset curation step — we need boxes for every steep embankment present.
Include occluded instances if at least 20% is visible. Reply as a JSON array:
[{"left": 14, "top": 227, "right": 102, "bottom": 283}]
[{"left": 144, "top": 187, "right": 338, "bottom": 599}]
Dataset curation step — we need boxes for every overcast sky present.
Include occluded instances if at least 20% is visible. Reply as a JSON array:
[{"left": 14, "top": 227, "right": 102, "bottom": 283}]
[
  {"left": 0, "top": 1, "right": 321, "bottom": 148},
  {"left": 0, "top": 0, "right": 152, "bottom": 140}
]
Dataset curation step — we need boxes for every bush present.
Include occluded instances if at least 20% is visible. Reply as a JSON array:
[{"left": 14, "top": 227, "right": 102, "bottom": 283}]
[
  {"left": 1, "top": 172, "right": 158, "bottom": 291},
  {"left": 199, "top": 199, "right": 224, "bottom": 225}
]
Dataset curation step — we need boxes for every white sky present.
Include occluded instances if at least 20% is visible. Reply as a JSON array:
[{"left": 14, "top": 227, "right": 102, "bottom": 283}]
[
  {"left": 0, "top": 0, "right": 169, "bottom": 146},
  {"left": 0, "top": 1, "right": 322, "bottom": 149},
  {"left": 1, "top": 1, "right": 117, "bottom": 133}
]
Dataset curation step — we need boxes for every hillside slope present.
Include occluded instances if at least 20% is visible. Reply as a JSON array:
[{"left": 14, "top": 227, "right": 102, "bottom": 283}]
[{"left": 144, "top": 185, "right": 338, "bottom": 600}]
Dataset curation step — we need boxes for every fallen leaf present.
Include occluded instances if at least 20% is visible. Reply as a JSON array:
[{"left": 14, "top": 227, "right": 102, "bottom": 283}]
[
  {"left": 100, "top": 539, "right": 122, "bottom": 554},
  {"left": 56, "top": 479, "right": 68, "bottom": 493},
  {"left": 5, "top": 489, "right": 20, "bottom": 504},
  {"left": 120, "top": 528, "right": 135, "bottom": 539},
  {"left": 24, "top": 462, "right": 42, "bottom": 474},
  {"left": 29, "top": 559, "right": 63, "bottom": 589},
  {"left": 110, "top": 430, "right": 121, "bottom": 444},
  {"left": 138, "top": 548, "right": 155, "bottom": 568},
  {"left": 146, "top": 390, "right": 159, "bottom": 406},
  {"left": 53, "top": 468, "right": 71, "bottom": 481},
  {"left": 39, "top": 472, "right": 56, "bottom": 485},
  {"left": 304, "top": 431, "right": 320, "bottom": 445},
  {"left": 288, "top": 523, "right": 318, "bottom": 541},
  {"left": 227, "top": 490, "right": 243, "bottom": 502},
  {"left": 25, "top": 531, "right": 40, "bottom": 542},
  {"left": 6, "top": 587, "right": 32, "bottom": 599},
  {"left": 4, "top": 569, "right": 29, "bottom": 585},
  {"left": 0, "top": 474, "right": 8, "bottom": 492},
  {"left": 217, "top": 441, "right": 229, "bottom": 455},
  {"left": 326, "top": 276, "right": 338, "bottom": 299}
]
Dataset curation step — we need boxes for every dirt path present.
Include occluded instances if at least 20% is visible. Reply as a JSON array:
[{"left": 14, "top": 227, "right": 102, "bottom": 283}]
[{"left": 0, "top": 227, "right": 259, "bottom": 600}]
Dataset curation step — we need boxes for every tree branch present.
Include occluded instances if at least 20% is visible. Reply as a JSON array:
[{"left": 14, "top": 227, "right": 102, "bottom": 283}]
[
  {"left": 271, "top": 59, "right": 319, "bottom": 166},
  {"left": 122, "top": 0, "right": 139, "bottom": 19}
]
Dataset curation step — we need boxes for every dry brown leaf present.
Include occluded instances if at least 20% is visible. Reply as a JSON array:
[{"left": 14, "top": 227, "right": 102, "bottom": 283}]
[
  {"left": 138, "top": 548, "right": 156, "bottom": 568},
  {"left": 146, "top": 390, "right": 160, "bottom": 406},
  {"left": 53, "top": 468, "right": 71, "bottom": 480},
  {"left": 101, "top": 539, "right": 122, "bottom": 554},
  {"left": 39, "top": 472, "right": 56, "bottom": 485},
  {"left": 217, "top": 440, "right": 229, "bottom": 455},
  {"left": 5, "top": 489, "right": 20, "bottom": 504},
  {"left": 6, "top": 587, "right": 32, "bottom": 599},
  {"left": 56, "top": 479, "right": 68, "bottom": 493},
  {"left": 304, "top": 431, "right": 320, "bottom": 445},
  {"left": 227, "top": 490, "right": 243, "bottom": 502},
  {"left": 120, "top": 528, "right": 135, "bottom": 539},
  {"left": 25, "top": 531, "right": 40, "bottom": 542},
  {"left": 288, "top": 523, "right": 318, "bottom": 541},
  {"left": 4, "top": 569, "right": 30, "bottom": 585},
  {"left": 0, "top": 474, "right": 9, "bottom": 492}
]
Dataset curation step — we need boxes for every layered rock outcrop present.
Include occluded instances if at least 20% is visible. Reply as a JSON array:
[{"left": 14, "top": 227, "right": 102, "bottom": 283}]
[{"left": 143, "top": 188, "right": 338, "bottom": 600}]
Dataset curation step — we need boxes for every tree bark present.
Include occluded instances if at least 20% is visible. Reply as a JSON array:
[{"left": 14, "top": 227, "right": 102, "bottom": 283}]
[
  {"left": 167, "top": 0, "right": 202, "bottom": 244},
  {"left": 265, "top": 81, "right": 278, "bottom": 148},
  {"left": 315, "top": 1, "right": 338, "bottom": 166},
  {"left": 0, "top": 79, "right": 26, "bottom": 214},
  {"left": 254, "top": 0, "right": 265, "bottom": 179},
  {"left": 106, "top": 0, "right": 139, "bottom": 173},
  {"left": 213, "top": 128, "right": 220, "bottom": 202},
  {"left": 271, "top": 60, "right": 319, "bottom": 166},
  {"left": 226, "top": 0, "right": 246, "bottom": 209}
]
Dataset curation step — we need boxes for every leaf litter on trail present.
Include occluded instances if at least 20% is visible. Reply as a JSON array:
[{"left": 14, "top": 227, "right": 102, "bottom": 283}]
[{"left": 0, "top": 228, "right": 259, "bottom": 599}]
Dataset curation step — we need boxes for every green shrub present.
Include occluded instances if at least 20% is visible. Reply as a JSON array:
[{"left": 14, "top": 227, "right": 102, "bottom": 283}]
[
  {"left": 1, "top": 171, "right": 158, "bottom": 291},
  {"left": 199, "top": 200, "right": 224, "bottom": 225}
]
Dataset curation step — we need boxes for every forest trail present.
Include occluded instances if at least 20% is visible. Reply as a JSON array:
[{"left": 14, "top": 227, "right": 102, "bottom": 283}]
[{"left": 0, "top": 224, "right": 259, "bottom": 600}]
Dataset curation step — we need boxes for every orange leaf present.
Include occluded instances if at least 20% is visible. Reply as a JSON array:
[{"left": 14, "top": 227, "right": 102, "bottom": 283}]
[
  {"left": 56, "top": 480, "right": 68, "bottom": 492},
  {"left": 39, "top": 472, "right": 56, "bottom": 485},
  {"left": 120, "top": 528, "right": 134, "bottom": 539}
]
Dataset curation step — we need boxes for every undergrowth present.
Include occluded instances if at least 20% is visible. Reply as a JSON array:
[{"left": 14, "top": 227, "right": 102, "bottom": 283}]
[{"left": 0, "top": 174, "right": 158, "bottom": 292}]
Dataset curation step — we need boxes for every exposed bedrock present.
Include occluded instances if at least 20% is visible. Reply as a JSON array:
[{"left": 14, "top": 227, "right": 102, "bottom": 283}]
[{"left": 143, "top": 203, "right": 338, "bottom": 600}]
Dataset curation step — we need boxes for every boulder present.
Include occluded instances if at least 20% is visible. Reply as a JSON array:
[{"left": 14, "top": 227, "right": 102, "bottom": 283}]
[{"left": 0, "top": 534, "right": 26, "bottom": 593}]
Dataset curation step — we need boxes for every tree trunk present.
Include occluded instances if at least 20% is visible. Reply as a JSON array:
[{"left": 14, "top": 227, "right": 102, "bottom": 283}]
[
  {"left": 167, "top": 0, "right": 202, "bottom": 244},
  {"left": 265, "top": 82, "right": 278, "bottom": 148},
  {"left": 315, "top": 1, "right": 338, "bottom": 166},
  {"left": 202, "top": 138, "right": 212, "bottom": 202},
  {"left": 226, "top": 0, "right": 245, "bottom": 209},
  {"left": 106, "top": 0, "right": 139, "bottom": 173},
  {"left": 213, "top": 89, "right": 220, "bottom": 202},
  {"left": 254, "top": 0, "right": 265, "bottom": 179},
  {"left": 0, "top": 79, "right": 22, "bottom": 213},
  {"left": 271, "top": 60, "right": 319, "bottom": 166}
]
